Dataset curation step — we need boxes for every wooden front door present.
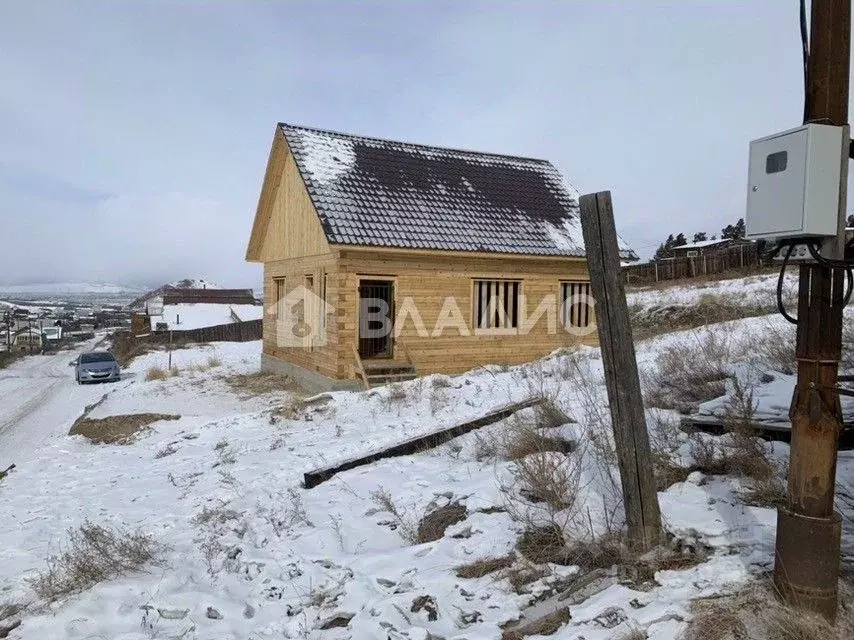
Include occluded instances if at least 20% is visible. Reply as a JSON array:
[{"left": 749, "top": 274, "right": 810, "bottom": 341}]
[{"left": 358, "top": 279, "right": 394, "bottom": 359}]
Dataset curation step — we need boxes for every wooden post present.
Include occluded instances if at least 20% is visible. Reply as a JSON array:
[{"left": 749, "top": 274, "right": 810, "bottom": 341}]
[
  {"left": 579, "top": 191, "right": 662, "bottom": 550},
  {"left": 654, "top": 261, "right": 658, "bottom": 283},
  {"left": 773, "top": 0, "right": 849, "bottom": 621}
]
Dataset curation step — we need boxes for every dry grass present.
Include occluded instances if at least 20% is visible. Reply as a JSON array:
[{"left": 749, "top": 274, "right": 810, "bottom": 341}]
[
  {"left": 0, "top": 351, "right": 22, "bottom": 370},
  {"left": 645, "top": 332, "right": 732, "bottom": 413},
  {"left": 504, "top": 423, "right": 576, "bottom": 461},
  {"left": 501, "top": 607, "right": 571, "bottom": 640},
  {"left": 455, "top": 554, "right": 515, "bottom": 579},
  {"left": 223, "top": 371, "right": 301, "bottom": 398},
  {"left": 207, "top": 356, "right": 222, "bottom": 368},
  {"left": 416, "top": 502, "right": 467, "bottom": 543},
  {"left": 145, "top": 366, "right": 168, "bottom": 381},
  {"left": 533, "top": 398, "right": 572, "bottom": 429},
  {"left": 510, "top": 450, "right": 581, "bottom": 512},
  {"left": 69, "top": 413, "right": 180, "bottom": 444},
  {"left": 29, "top": 521, "right": 164, "bottom": 601},
  {"left": 502, "top": 563, "right": 550, "bottom": 593},
  {"left": 683, "top": 582, "right": 854, "bottom": 640},
  {"left": 370, "top": 487, "right": 418, "bottom": 544},
  {"left": 629, "top": 295, "right": 773, "bottom": 341},
  {"left": 111, "top": 333, "right": 155, "bottom": 366},
  {"left": 516, "top": 524, "right": 571, "bottom": 565}
]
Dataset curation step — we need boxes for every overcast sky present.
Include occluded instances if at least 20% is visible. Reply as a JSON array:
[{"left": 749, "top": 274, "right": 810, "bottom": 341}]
[{"left": 0, "top": 1, "right": 843, "bottom": 288}]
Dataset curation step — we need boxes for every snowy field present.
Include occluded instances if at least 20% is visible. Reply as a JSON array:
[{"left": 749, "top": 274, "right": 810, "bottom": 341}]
[
  {"left": 0, "top": 296, "right": 852, "bottom": 638},
  {"left": 626, "top": 270, "right": 797, "bottom": 311}
]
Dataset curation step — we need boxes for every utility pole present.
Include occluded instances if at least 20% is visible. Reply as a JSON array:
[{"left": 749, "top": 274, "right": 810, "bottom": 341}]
[{"left": 773, "top": 0, "right": 850, "bottom": 621}]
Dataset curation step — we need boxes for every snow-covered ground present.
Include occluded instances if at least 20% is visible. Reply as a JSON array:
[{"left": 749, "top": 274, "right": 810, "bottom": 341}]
[
  {"left": 626, "top": 270, "right": 797, "bottom": 311},
  {"left": 1, "top": 306, "right": 848, "bottom": 638}
]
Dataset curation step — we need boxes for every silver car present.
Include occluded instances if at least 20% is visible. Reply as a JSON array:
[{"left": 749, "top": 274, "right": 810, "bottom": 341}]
[{"left": 73, "top": 351, "right": 121, "bottom": 384}]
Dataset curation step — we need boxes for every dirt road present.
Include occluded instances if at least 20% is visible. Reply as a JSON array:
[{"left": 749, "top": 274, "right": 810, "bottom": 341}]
[{"left": 0, "top": 342, "right": 130, "bottom": 468}]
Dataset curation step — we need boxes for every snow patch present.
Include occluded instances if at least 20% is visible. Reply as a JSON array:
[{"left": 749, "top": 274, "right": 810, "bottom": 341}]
[{"left": 297, "top": 130, "right": 356, "bottom": 185}]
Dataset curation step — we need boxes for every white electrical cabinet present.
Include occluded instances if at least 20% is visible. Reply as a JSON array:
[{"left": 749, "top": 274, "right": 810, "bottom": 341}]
[{"left": 745, "top": 124, "right": 844, "bottom": 240}]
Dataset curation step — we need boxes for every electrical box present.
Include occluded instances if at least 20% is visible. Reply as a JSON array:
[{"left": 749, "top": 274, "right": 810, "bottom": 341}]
[{"left": 745, "top": 124, "right": 844, "bottom": 240}]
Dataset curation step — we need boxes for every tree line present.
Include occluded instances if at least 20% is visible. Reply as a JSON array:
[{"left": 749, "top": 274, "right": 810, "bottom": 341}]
[{"left": 654, "top": 218, "right": 746, "bottom": 259}]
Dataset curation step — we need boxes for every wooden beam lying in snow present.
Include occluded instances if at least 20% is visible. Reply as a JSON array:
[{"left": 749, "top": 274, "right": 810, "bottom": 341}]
[{"left": 303, "top": 397, "right": 542, "bottom": 489}]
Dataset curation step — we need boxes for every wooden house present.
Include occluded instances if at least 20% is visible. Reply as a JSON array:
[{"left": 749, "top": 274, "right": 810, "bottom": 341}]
[
  {"left": 246, "top": 123, "right": 636, "bottom": 391},
  {"left": 668, "top": 238, "right": 741, "bottom": 258},
  {"left": 11, "top": 327, "right": 42, "bottom": 353}
]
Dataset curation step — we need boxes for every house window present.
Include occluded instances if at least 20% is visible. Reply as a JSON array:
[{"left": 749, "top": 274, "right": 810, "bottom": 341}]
[
  {"left": 561, "top": 281, "right": 593, "bottom": 328},
  {"left": 274, "top": 278, "right": 286, "bottom": 317},
  {"left": 474, "top": 279, "right": 520, "bottom": 330},
  {"left": 686, "top": 250, "right": 699, "bottom": 258}
]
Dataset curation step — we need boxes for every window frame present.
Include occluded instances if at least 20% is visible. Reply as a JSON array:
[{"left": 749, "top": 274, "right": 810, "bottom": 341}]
[
  {"left": 472, "top": 278, "right": 522, "bottom": 335},
  {"left": 560, "top": 280, "right": 593, "bottom": 330},
  {"left": 274, "top": 277, "right": 286, "bottom": 318}
]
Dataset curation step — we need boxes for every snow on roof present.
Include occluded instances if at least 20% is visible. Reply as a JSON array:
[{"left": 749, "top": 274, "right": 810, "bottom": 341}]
[
  {"left": 150, "top": 303, "right": 262, "bottom": 331},
  {"left": 280, "top": 123, "right": 638, "bottom": 261},
  {"left": 672, "top": 238, "right": 732, "bottom": 250}
]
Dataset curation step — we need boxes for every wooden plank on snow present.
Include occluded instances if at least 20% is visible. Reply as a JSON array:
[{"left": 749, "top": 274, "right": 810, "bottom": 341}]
[{"left": 303, "top": 396, "right": 542, "bottom": 488}]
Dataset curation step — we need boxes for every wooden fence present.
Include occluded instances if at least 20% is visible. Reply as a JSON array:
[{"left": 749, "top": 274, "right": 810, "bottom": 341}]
[
  {"left": 623, "top": 243, "right": 765, "bottom": 285},
  {"left": 136, "top": 319, "right": 263, "bottom": 344}
]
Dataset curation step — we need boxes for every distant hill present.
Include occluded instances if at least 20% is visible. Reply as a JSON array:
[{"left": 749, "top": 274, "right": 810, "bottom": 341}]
[{"left": 0, "top": 282, "right": 144, "bottom": 295}]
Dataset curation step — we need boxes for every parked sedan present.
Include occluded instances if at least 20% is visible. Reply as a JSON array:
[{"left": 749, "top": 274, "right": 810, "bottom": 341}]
[{"left": 72, "top": 351, "right": 120, "bottom": 384}]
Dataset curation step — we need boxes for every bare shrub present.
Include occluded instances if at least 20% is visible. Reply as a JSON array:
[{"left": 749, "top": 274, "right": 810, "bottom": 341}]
[
  {"left": 646, "top": 332, "right": 732, "bottom": 412},
  {"left": 455, "top": 554, "right": 515, "bottom": 579},
  {"left": 69, "top": 413, "right": 180, "bottom": 444},
  {"left": 504, "top": 423, "right": 575, "bottom": 461},
  {"left": 746, "top": 322, "right": 796, "bottom": 375},
  {"left": 154, "top": 442, "right": 178, "bottom": 459},
  {"left": 534, "top": 398, "right": 572, "bottom": 429},
  {"left": 687, "top": 432, "right": 773, "bottom": 483},
  {"left": 256, "top": 488, "right": 313, "bottom": 536},
  {"left": 192, "top": 503, "right": 241, "bottom": 527},
  {"left": 431, "top": 375, "right": 453, "bottom": 388},
  {"left": 370, "top": 487, "right": 418, "bottom": 543},
  {"left": 510, "top": 451, "right": 581, "bottom": 512},
  {"left": 741, "top": 475, "right": 788, "bottom": 508},
  {"left": 145, "top": 366, "right": 168, "bottom": 381},
  {"left": 207, "top": 356, "right": 222, "bottom": 368},
  {"left": 30, "top": 521, "right": 163, "bottom": 601},
  {"left": 472, "top": 430, "right": 500, "bottom": 461},
  {"left": 385, "top": 383, "right": 407, "bottom": 402}
]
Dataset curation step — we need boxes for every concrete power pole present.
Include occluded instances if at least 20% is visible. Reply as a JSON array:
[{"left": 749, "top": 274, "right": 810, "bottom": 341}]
[{"left": 773, "top": 0, "right": 850, "bottom": 620}]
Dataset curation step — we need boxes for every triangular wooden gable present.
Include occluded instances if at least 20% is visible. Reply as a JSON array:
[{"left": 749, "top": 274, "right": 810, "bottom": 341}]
[{"left": 245, "top": 127, "right": 330, "bottom": 263}]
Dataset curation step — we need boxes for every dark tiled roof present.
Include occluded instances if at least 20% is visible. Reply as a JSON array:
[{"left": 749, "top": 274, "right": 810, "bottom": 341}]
[{"left": 280, "top": 123, "right": 636, "bottom": 259}]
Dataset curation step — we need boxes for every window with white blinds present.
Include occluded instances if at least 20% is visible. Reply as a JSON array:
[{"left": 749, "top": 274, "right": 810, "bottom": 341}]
[
  {"left": 474, "top": 280, "right": 521, "bottom": 330},
  {"left": 561, "top": 281, "right": 593, "bottom": 328}
]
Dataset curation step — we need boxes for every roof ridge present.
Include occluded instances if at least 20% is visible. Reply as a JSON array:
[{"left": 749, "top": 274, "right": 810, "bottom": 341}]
[{"left": 278, "top": 122, "right": 554, "bottom": 166}]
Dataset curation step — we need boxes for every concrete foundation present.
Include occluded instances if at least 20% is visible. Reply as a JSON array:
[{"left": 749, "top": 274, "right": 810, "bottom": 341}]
[{"left": 261, "top": 353, "right": 361, "bottom": 394}]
